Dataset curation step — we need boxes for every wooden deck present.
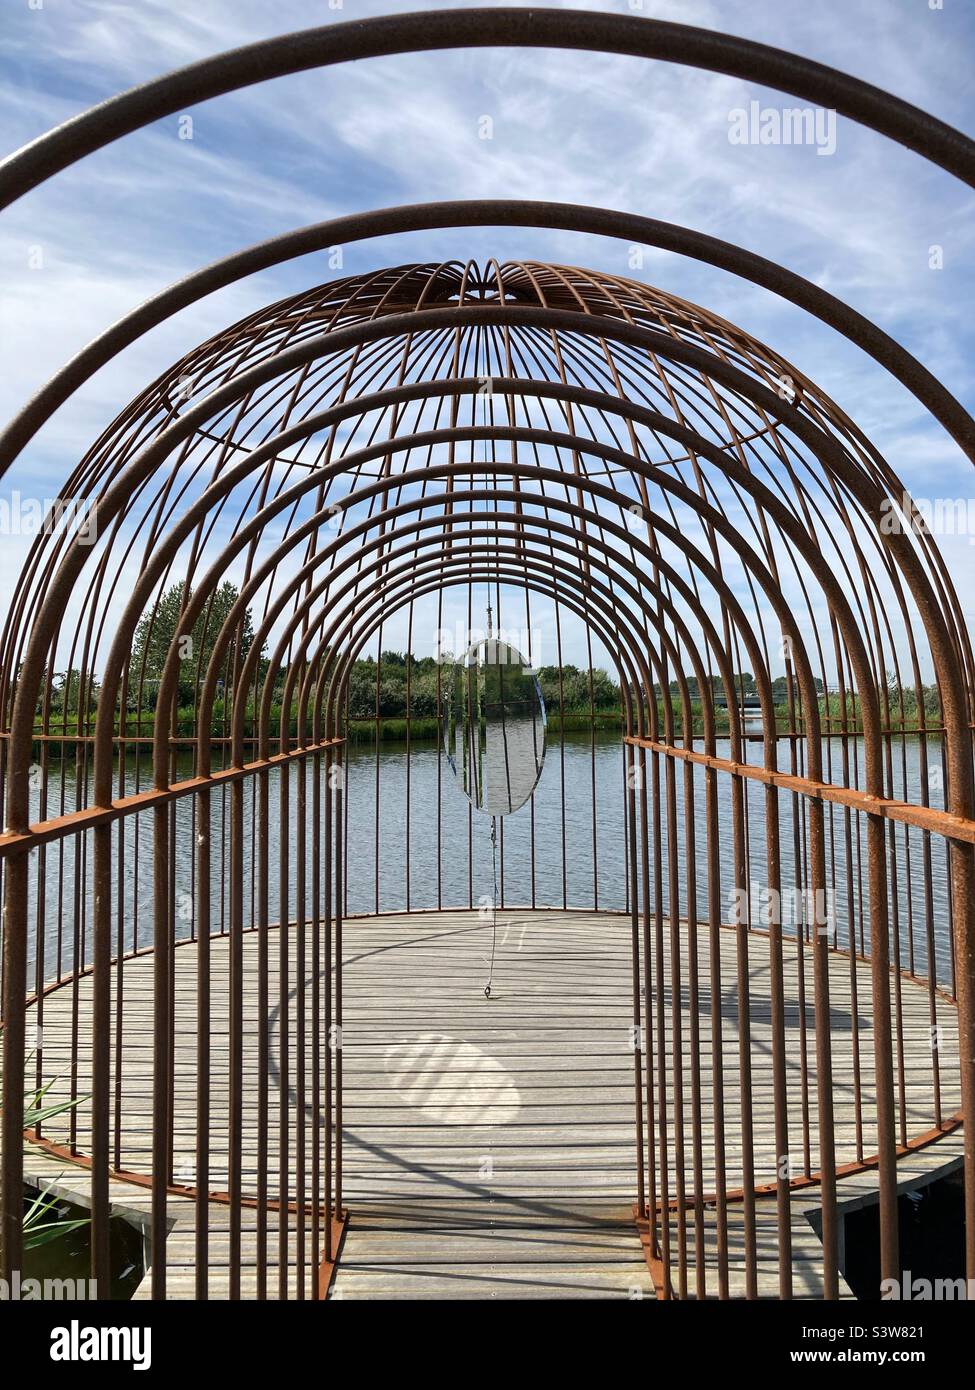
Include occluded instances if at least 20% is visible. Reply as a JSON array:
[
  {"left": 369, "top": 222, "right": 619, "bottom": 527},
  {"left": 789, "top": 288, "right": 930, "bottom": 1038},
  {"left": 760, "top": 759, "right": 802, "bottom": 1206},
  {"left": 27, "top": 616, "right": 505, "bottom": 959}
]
[{"left": 23, "top": 909, "right": 961, "bottom": 1300}]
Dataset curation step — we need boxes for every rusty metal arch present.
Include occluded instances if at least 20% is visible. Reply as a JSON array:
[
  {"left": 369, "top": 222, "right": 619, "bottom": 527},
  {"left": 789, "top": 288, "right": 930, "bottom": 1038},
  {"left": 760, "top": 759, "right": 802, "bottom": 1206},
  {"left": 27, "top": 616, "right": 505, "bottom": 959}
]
[
  {"left": 3, "top": 318, "right": 968, "bottom": 1301},
  {"left": 157, "top": 439, "right": 867, "bottom": 1298},
  {"left": 2, "top": 6, "right": 974, "bottom": 208},
  {"left": 0, "top": 200, "right": 969, "bottom": 760},
  {"left": 8, "top": 309, "right": 944, "bottom": 783}
]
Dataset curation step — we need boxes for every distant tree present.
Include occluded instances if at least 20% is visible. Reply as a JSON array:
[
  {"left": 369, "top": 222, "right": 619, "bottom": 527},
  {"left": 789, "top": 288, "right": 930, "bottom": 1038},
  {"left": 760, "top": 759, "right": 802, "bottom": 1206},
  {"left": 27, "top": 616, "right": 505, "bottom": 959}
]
[
  {"left": 128, "top": 579, "right": 258, "bottom": 709},
  {"left": 345, "top": 651, "right": 622, "bottom": 723},
  {"left": 536, "top": 664, "right": 620, "bottom": 711},
  {"left": 347, "top": 666, "right": 376, "bottom": 720},
  {"left": 48, "top": 667, "right": 99, "bottom": 719}
]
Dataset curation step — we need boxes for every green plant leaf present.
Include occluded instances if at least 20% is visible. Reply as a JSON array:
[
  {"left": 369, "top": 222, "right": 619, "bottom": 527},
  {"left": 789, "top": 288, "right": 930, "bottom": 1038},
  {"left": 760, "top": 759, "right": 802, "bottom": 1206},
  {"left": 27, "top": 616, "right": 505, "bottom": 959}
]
[{"left": 24, "top": 1218, "right": 90, "bottom": 1251}]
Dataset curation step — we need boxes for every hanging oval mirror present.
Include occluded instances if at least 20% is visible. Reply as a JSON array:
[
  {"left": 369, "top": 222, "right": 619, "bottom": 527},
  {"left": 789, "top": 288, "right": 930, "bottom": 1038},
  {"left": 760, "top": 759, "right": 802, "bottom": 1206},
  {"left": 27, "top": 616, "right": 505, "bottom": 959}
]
[{"left": 443, "top": 638, "right": 547, "bottom": 816}]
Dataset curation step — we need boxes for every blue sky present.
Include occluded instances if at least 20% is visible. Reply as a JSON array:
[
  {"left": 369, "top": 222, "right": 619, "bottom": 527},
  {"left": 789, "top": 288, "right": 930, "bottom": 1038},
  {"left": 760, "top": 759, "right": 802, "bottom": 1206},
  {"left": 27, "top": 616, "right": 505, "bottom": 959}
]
[{"left": 1, "top": 0, "right": 973, "bottom": 669}]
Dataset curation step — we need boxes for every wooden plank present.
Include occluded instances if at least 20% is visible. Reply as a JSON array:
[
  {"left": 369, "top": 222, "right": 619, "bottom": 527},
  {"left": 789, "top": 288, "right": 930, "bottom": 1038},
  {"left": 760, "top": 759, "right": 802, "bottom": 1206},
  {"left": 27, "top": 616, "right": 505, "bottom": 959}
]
[{"left": 23, "top": 909, "right": 963, "bottom": 1300}]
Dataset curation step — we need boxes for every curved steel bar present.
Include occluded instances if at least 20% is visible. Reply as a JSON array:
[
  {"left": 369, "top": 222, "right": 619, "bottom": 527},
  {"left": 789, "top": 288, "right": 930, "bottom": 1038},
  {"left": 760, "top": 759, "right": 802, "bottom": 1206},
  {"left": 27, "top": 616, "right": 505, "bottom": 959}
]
[
  {"left": 1, "top": 199, "right": 972, "bottom": 485},
  {"left": 2, "top": 8, "right": 973, "bottom": 211}
]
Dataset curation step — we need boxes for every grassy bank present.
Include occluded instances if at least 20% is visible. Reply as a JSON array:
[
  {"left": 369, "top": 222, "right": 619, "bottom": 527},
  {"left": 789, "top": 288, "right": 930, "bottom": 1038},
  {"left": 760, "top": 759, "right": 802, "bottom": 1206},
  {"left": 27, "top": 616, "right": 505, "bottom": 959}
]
[
  {"left": 344, "top": 708, "right": 626, "bottom": 743},
  {"left": 29, "top": 698, "right": 945, "bottom": 753}
]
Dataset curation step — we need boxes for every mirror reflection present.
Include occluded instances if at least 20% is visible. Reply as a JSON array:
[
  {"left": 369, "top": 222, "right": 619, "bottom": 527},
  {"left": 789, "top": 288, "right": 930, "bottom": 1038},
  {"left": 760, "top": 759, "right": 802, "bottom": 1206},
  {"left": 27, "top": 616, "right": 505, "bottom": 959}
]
[{"left": 443, "top": 639, "right": 547, "bottom": 816}]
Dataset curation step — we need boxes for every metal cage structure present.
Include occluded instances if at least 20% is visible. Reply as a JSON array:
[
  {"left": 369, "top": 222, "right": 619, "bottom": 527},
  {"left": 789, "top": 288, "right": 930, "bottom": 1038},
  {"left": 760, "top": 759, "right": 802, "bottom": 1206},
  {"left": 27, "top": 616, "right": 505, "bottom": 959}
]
[{"left": 1, "top": 9, "right": 975, "bottom": 1303}]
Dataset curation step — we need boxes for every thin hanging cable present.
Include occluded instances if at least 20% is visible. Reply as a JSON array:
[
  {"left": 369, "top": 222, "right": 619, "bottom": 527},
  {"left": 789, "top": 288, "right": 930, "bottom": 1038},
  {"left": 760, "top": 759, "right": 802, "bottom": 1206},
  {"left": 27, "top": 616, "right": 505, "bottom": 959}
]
[
  {"left": 485, "top": 813, "right": 499, "bottom": 998},
  {"left": 480, "top": 391, "right": 500, "bottom": 1000}
]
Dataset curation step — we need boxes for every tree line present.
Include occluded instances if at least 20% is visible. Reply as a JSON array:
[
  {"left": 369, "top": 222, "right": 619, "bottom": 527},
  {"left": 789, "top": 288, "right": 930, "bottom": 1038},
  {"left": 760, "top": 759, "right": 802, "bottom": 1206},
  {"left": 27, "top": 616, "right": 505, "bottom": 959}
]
[{"left": 33, "top": 581, "right": 945, "bottom": 730}]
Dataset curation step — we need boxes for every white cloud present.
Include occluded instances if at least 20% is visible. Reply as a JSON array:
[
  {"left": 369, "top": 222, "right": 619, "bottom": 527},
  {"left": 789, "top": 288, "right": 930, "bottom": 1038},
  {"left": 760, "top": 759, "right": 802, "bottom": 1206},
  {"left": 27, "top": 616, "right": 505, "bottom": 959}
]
[{"left": 0, "top": 0, "right": 973, "bottom": 673}]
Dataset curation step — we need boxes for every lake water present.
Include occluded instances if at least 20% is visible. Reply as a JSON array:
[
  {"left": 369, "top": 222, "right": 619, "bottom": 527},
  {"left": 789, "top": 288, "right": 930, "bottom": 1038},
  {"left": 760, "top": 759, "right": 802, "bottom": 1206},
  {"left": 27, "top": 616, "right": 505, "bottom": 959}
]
[{"left": 19, "top": 731, "right": 955, "bottom": 991}]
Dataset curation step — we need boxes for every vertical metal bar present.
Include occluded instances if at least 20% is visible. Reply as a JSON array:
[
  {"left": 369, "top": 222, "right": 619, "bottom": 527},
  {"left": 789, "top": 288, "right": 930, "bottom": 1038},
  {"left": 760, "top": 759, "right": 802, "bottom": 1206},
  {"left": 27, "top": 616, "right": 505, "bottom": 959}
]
[
  {"left": 811, "top": 796, "right": 840, "bottom": 1298},
  {"left": 651, "top": 748, "right": 671, "bottom": 1298},
  {"left": 866, "top": 807, "right": 898, "bottom": 1289},
  {"left": 256, "top": 766, "right": 269, "bottom": 1297},
  {"left": 335, "top": 743, "right": 345, "bottom": 1219},
  {"left": 638, "top": 746, "right": 658, "bottom": 1250},
  {"left": 228, "top": 776, "right": 244, "bottom": 1298},
  {"left": 278, "top": 762, "right": 290, "bottom": 1298},
  {"left": 195, "top": 785, "right": 211, "bottom": 1299},
  {"left": 151, "top": 802, "right": 171, "bottom": 1299},
  {"left": 731, "top": 770, "right": 757, "bottom": 1298},
  {"left": 665, "top": 754, "right": 687, "bottom": 1297},
  {"left": 683, "top": 757, "right": 706, "bottom": 1301},
  {"left": 948, "top": 838, "right": 975, "bottom": 1283},
  {"left": 705, "top": 764, "right": 729, "bottom": 1298},
  {"left": 295, "top": 751, "right": 307, "bottom": 1297},
  {"left": 311, "top": 749, "right": 322, "bottom": 1295},
  {"left": 90, "top": 820, "right": 112, "bottom": 1296},
  {"left": 1, "top": 852, "right": 29, "bottom": 1285},
  {"left": 764, "top": 780, "right": 792, "bottom": 1298},
  {"left": 112, "top": 800, "right": 125, "bottom": 1170},
  {"left": 626, "top": 743, "right": 646, "bottom": 1219},
  {"left": 324, "top": 746, "right": 334, "bottom": 1264}
]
